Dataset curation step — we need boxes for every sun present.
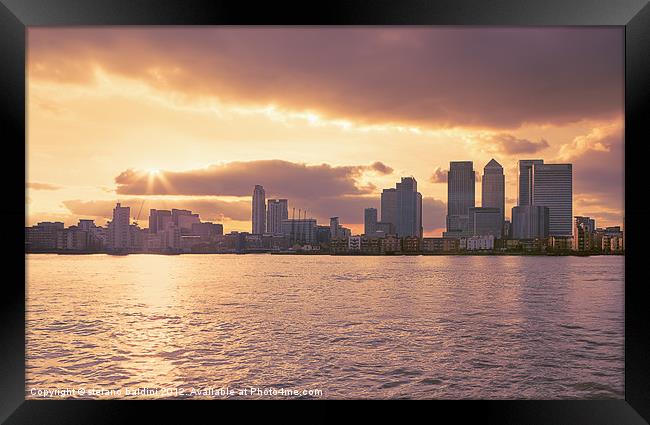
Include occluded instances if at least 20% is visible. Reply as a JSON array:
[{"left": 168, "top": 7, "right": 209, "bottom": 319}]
[{"left": 147, "top": 168, "right": 160, "bottom": 175}]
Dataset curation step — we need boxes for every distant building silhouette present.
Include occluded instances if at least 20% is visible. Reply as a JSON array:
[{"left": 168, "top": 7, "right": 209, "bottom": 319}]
[
  {"left": 518, "top": 160, "right": 573, "bottom": 237},
  {"left": 573, "top": 216, "right": 597, "bottom": 251},
  {"left": 512, "top": 205, "right": 549, "bottom": 239},
  {"left": 252, "top": 185, "right": 266, "bottom": 235},
  {"left": 107, "top": 203, "right": 130, "bottom": 250},
  {"left": 381, "top": 177, "right": 422, "bottom": 237},
  {"left": 177, "top": 212, "right": 200, "bottom": 233},
  {"left": 373, "top": 221, "right": 394, "bottom": 235},
  {"left": 364, "top": 207, "right": 378, "bottom": 235},
  {"left": 329, "top": 216, "right": 351, "bottom": 238},
  {"left": 330, "top": 217, "right": 340, "bottom": 239},
  {"left": 533, "top": 164, "right": 573, "bottom": 236},
  {"left": 266, "top": 199, "right": 288, "bottom": 235},
  {"left": 282, "top": 218, "right": 317, "bottom": 245},
  {"left": 469, "top": 207, "right": 502, "bottom": 237},
  {"left": 380, "top": 188, "right": 397, "bottom": 231},
  {"left": 171, "top": 209, "right": 192, "bottom": 225},
  {"left": 518, "top": 160, "right": 544, "bottom": 206},
  {"left": 482, "top": 159, "right": 505, "bottom": 235},
  {"left": 148, "top": 209, "right": 171, "bottom": 234},
  {"left": 191, "top": 222, "right": 223, "bottom": 241},
  {"left": 25, "top": 222, "right": 64, "bottom": 251},
  {"left": 445, "top": 161, "right": 475, "bottom": 237}
]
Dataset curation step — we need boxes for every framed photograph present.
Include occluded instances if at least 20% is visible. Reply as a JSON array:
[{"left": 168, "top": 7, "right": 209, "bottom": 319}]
[{"left": 4, "top": 0, "right": 650, "bottom": 422}]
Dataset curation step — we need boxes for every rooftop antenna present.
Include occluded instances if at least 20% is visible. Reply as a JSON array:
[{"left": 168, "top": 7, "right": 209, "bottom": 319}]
[
  {"left": 291, "top": 207, "right": 296, "bottom": 245},
  {"left": 298, "top": 209, "right": 302, "bottom": 244},
  {"left": 304, "top": 209, "right": 308, "bottom": 243}
]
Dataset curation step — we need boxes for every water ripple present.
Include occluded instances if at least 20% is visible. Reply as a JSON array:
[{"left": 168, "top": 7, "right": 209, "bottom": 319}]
[{"left": 26, "top": 254, "right": 624, "bottom": 399}]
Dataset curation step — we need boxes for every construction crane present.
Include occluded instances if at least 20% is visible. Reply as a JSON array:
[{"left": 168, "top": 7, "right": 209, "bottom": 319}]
[{"left": 133, "top": 199, "right": 146, "bottom": 227}]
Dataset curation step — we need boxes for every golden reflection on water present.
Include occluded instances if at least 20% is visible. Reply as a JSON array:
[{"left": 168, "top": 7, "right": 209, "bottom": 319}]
[{"left": 26, "top": 254, "right": 625, "bottom": 399}]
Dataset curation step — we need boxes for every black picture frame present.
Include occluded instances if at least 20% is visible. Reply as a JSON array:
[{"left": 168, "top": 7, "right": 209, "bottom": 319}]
[{"left": 2, "top": 0, "right": 649, "bottom": 422}]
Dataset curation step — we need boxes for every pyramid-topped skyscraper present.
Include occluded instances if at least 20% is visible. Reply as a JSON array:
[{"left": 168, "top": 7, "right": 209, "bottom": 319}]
[{"left": 482, "top": 159, "right": 505, "bottom": 223}]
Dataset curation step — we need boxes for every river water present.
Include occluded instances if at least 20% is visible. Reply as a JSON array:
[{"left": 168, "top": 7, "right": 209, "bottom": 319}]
[{"left": 26, "top": 254, "right": 624, "bottom": 399}]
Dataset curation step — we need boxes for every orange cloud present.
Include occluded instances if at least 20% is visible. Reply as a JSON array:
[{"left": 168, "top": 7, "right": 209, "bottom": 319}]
[
  {"left": 114, "top": 160, "right": 393, "bottom": 198},
  {"left": 27, "top": 182, "right": 62, "bottom": 191},
  {"left": 477, "top": 134, "right": 550, "bottom": 156},
  {"left": 556, "top": 121, "right": 622, "bottom": 161}
]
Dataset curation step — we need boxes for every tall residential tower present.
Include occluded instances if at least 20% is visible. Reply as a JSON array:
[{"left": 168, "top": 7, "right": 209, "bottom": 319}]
[
  {"left": 266, "top": 199, "right": 288, "bottom": 235},
  {"left": 108, "top": 202, "right": 130, "bottom": 250},
  {"left": 251, "top": 185, "right": 266, "bottom": 235}
]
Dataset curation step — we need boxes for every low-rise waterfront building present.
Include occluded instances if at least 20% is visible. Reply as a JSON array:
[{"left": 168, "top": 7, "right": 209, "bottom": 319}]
[
  {"left": 609, "top": 235, "right": 624, "bottom": 253},
  {"left": 504, "top": 239, "right": 521, "bottom": 250},
  {"left": 402, "top": 236, "right": 421, "bottom": 253},
  {"left": 26, "top": 222, "right": 66, "bottom": 252},
  {"left": 463, "top": 235, "right": 495, "bottom": 251},
  {"left": 360, "top": 236, "right": 382, "bottom": 254},
  {"left": 381, "top": 234, "right": 401, "bottom": 254},
  {"left": 180, "top": 235, "right": 203, "bottom": 252},
  {"left": 520, "top": 239, "right": 547, "bottom": 253},
  {"left": 549, "top": 235, "right": 573, "bottom": 251},
  {"left": 329, "top": 236, "right": 349, "bottom": 254},
  {"left": 348, "top": 235, "right": 361, "bottom": 252},
  {"left": 421, "top": 237, "right": 459, "bottom": 252}
]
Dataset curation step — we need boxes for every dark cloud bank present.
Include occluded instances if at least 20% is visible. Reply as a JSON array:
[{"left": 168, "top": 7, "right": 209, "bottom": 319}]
[{"left": 30, "top": 27, "right": 623, "bottom": 130}]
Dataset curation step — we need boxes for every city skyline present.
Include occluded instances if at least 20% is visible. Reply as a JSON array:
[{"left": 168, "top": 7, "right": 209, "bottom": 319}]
[
  {"left": 26, "top": 27, "right": 624, "bottom": 236},
  {"left": 26, "top": 155, "right": 614, "bottom": 239},
  {"left": 29, "top": 155, "right": 590, "bottom": 240}
]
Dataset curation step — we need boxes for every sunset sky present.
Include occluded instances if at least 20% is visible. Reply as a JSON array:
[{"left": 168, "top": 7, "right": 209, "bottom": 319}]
[{"left": 26, "top": 27, "right": 624, "bottom": 236}]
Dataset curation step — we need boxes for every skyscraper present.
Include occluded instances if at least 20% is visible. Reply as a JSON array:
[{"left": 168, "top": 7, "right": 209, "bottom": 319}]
[
  {"left": 445, "top": 161, "right": 475, "bottom": 237},
  {"left": 482, "top": 159, "right": 505, "bottom": 233},
  {"left": 381, "top": 177, "right": 422, "bottom": 237},
  {"left": 532, "top": 163, "right": 573, "bottom": 236},
  {"left": 518, "top": 159, "right": 544, "bottom": 206},
  {"left": 380, "top": 188, "right": 397, "bottom": 229},
  {"left": 252, "top": 185, "right": 266, "bottom": 235},
  {"left": 266, "top": 199, "right": 288, "bottom": 235},
  {"left": 364, "top": 207, "right": 378, "bottom": 235}
]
